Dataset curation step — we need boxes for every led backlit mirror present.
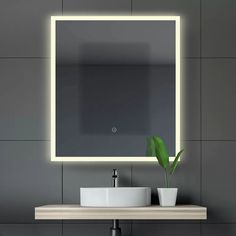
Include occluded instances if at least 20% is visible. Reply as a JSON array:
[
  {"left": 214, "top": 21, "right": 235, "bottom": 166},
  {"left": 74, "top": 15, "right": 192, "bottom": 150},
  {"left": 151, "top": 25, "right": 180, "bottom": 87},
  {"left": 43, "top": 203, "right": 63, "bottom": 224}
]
[{"left": 51, "top": 16, "right": 181, "bottom": 162}]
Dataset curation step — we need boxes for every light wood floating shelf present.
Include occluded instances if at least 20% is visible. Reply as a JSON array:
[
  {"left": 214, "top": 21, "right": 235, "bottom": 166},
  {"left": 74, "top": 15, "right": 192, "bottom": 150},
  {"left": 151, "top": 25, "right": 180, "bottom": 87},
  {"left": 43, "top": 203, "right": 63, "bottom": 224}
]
[{"left": 35, "top": 205, "right": 207, "bottom": 220}]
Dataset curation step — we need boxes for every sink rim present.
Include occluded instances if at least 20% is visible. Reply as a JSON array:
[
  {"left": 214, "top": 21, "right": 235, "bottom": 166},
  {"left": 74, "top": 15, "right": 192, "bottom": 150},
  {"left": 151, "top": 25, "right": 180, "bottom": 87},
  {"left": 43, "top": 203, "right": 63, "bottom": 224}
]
[{"left": 80, "top": 187, "right": 151, "bottom": 190}]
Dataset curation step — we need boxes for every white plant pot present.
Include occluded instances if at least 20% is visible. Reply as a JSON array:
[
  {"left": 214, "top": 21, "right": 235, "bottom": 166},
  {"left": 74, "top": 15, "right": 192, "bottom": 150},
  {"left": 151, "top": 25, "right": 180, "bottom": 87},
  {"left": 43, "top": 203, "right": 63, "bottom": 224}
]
[{"left": 157, "top": 188, "right": 178, "bottom": 206}]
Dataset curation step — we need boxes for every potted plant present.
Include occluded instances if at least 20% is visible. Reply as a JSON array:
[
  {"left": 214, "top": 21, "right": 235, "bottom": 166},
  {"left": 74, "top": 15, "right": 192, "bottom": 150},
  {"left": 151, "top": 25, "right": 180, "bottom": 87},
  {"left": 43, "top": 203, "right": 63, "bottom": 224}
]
[{"left": 147, "top": 136, "right": 184, "bottom": 206}]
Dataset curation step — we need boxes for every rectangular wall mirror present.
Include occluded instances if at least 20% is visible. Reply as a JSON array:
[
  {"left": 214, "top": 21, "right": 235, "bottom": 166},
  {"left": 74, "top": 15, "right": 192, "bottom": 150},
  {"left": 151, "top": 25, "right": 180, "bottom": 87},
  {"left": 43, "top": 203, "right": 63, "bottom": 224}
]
[{"left": 51, "top": 16, "right": 181, "bottom": 162}]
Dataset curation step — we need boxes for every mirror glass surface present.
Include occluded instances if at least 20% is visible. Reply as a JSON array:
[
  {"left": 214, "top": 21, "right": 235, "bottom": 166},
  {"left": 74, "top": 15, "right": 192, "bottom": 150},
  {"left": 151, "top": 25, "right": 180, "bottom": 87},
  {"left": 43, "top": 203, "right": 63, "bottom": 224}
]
[{"left": 53, "top": 17, "right": 179, "bottom": 161}]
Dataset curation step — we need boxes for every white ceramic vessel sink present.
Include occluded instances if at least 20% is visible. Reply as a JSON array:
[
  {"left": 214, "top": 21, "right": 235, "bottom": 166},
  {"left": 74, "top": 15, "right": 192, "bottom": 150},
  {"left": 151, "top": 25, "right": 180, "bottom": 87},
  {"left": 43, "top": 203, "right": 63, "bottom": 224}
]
[{"left": 80, "top": 187, "right": 151, "bottom": 207}]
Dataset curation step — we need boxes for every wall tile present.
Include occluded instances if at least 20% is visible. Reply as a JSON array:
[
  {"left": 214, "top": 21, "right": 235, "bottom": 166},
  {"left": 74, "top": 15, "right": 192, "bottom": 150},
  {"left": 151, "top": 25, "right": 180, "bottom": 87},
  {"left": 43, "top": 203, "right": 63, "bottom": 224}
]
[
  {"left": 0, "top": 224, "right": 62, "bottom": 236},
  {"left": 0, "top": 141, "right": 61, "bottom": 223},
  {"left": 202, "top": 224, "right": 236, "bottom": 236},
  {"left": 63, "top": 0, "right": 130, "bottom": 14},
  {"left": 0, "top": 0, "right": 61, "bottom": 57},
  {"left": 182, "top": 59, "right": 200, "bottom": 140},
  {"left": 0, "top": 59, "right": 49, "bottom": 140},
  {"left": 133, "top": 223, "right": 200, "bottom": 236},
  {"left": 202, "top": 59, "right": 236, "bottom": 140},
  {"left": 63, "top": 223, "right": 131, "bottom": 236},
  {"left": 202, "top": 141, "right": 236, "bottom": 223},
  {"left": 202, "top": 0, "right": 236, "bottom": 57},
  {"left": 132, "top": 0, "right": 200, "bottom": 57}
]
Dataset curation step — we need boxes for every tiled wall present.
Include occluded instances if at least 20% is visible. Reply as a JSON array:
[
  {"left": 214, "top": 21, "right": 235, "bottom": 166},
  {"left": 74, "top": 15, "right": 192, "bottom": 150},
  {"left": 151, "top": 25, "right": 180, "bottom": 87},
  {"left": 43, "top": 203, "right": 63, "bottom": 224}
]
[{"left": 0, "top": 0, "right": 236, "bottom": 235}]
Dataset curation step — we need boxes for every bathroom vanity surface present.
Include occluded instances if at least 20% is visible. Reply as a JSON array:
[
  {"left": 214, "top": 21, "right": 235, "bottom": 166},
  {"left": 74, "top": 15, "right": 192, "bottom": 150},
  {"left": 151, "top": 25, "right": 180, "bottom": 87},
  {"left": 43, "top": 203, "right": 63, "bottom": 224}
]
[{"left": 35, "top": 205, "right": 207, "bottom": 220}]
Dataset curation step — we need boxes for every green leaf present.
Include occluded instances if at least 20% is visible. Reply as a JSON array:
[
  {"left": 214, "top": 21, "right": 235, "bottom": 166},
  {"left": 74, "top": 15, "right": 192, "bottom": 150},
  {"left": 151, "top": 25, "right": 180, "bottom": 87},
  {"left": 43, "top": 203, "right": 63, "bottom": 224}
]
[
  {"left": 170, "top": 149, "right": 184, "bottom": 175},
  {"left": 146, "top": 137, "right": 156, "bottom": 156},
  {"left": 153, "top": 136, "right": 169, "bottom": 169}
]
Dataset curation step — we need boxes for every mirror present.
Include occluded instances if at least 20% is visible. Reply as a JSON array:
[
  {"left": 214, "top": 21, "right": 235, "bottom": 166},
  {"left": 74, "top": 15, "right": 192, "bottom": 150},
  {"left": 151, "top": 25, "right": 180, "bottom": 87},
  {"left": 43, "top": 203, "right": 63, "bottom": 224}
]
[{"left": 51, "top": 16, "right": 181, "bottom": 162}]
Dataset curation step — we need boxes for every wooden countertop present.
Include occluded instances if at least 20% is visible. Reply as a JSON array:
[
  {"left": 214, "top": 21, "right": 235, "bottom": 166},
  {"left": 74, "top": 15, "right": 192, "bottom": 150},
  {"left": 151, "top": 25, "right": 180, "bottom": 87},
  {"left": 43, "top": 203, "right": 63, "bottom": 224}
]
[{"left": 35, "top": 205, "right": 207, "bottom": 220}]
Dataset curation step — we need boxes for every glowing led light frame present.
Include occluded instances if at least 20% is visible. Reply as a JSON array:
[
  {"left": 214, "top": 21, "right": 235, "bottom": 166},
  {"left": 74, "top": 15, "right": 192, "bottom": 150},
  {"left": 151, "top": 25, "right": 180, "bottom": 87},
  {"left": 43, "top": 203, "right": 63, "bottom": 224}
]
[{"left": 51, "top": 15, "right": 181, "bottom": 162}]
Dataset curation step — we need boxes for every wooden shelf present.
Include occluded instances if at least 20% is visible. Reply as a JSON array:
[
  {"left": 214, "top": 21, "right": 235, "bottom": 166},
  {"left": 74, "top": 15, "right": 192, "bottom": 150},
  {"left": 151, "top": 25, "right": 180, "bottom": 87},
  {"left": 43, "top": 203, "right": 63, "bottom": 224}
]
[{"left": 35, "top": 205, "right": 207, "bottom": 220}]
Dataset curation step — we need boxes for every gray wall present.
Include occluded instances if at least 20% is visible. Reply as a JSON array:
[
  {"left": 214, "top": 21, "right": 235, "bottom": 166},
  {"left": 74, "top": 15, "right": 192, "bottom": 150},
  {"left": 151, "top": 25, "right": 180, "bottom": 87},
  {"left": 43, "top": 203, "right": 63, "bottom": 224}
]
[{"left": 0, "top": 0, "right": 236, "bottom": 236}]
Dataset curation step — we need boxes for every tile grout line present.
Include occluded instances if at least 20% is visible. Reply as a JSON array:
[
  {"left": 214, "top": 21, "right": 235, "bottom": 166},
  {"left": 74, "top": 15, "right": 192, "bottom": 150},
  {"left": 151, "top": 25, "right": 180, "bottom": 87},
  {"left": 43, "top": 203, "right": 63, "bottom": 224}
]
[
  {"left": 185, "top": 57, "right": 236, "bottom": 59},
  {"left": 0, "top": 222, "right": 236, "bottom": 225},
  {"left": 130, "top": 4, "right": 133, "bottom": 236},
  {"left": 184, "top": 57, "right": 236, "bottom": 59},
  {"left": 200, "top": 0, "right": 202, "bottom": 207},
  {"left": 2, "top": 139, "right": 236, "bottom": 142},
  {"left": 0, "top": 57, "right": 49, "bottom": 59},
  {"left": 1, "top": 57, "right": 236, "bottom": 60},
  {"left": 62, "top": 162, "right": 64, "bottom": 236},
  {"left": 198, "top": 57, "right": 236, "bottom": 59},
  {"left": 200, "top": 0, "right": 203, "bottom": 235},
  {"left": 183, "top": 140, "right": 236, "bottom": 141},
  {"left": 0, "top": 140, "right": 50, "bottom": 141}
]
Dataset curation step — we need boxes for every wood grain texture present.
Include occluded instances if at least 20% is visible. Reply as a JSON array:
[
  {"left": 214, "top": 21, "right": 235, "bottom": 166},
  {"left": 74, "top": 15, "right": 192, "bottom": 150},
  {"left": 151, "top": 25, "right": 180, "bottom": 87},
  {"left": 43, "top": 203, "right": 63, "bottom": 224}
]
[{"left": 35, "top": 205, "right": 207, "bottom": 220}]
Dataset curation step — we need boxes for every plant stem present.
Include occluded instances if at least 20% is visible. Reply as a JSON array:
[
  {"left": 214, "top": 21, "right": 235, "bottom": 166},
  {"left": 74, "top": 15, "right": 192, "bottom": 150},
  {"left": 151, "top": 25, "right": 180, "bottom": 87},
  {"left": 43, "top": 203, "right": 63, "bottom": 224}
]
[
  {"left": 169, "top": 174, "right": 172, "bottom": 188},
  {"left": 165, "top": 170, "right": 169, "bottom": 188}
]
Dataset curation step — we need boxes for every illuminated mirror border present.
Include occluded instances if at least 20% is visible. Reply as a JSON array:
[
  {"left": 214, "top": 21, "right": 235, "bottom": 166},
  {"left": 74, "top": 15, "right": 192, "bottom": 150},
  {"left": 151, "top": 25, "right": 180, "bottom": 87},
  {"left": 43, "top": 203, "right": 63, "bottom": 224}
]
[{"left": 50, "top": 16, "right": 181, "bottom": 162}]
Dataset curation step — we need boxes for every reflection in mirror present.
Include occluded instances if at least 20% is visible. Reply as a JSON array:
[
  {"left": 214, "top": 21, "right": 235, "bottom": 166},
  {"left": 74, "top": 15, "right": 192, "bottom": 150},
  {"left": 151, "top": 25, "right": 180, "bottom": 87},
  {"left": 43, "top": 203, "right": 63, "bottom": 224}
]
[{"left": 51, "top": 16, "right": 180, "bottom": 161}]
